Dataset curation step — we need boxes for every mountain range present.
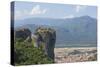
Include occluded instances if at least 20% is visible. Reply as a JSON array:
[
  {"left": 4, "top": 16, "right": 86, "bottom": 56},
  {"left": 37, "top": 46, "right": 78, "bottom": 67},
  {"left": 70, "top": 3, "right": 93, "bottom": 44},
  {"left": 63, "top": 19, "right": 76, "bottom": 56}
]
[{"left": 14, "top": 16, "right": 97, "bottom": 47}]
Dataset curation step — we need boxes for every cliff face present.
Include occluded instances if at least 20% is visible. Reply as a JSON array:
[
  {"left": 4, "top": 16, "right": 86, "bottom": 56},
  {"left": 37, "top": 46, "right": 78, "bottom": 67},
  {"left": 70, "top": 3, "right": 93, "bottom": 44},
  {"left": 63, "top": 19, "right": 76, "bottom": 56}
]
[
  {"left": 33, "top": 27, "right": 56, "bottom": 60},
  {"left": 15, "top": 27, "right": 56, "bottom": 61},
  {"left": 15, "top": 28, "right": 32, "bottom": 42}
]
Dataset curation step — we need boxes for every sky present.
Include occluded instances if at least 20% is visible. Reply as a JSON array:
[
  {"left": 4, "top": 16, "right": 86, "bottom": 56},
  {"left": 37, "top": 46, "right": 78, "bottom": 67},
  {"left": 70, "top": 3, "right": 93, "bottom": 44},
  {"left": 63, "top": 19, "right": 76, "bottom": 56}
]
[{"left": 13, "top": 1, "right": 97, "bottom": 20}]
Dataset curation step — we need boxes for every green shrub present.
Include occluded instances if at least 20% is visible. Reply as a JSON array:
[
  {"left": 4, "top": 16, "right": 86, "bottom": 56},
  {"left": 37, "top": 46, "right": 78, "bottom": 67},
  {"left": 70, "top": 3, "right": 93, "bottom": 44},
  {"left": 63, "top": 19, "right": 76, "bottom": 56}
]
[{"left": 14, "top": 38, "right": 53, "bottom": 65}]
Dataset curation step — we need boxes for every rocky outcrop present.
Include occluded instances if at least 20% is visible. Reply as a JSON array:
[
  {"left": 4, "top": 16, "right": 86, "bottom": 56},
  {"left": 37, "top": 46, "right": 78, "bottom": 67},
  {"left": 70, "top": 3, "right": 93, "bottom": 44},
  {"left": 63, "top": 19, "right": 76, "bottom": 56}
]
[
  {"left": 15, "top": 27, "right": 56, "bottom": 61},
  {"left": 15, "top": 28, "right": 32, "bottom": 42},
  {"left": 33, "top": 27, "right": 56, "bottom": 60}
]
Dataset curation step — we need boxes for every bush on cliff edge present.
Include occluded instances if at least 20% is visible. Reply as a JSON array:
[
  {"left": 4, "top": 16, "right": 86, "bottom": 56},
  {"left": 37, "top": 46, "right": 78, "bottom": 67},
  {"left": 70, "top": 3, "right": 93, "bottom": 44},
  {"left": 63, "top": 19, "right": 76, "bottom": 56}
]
[{"left": 14, "top": 38, "right": 53, "bottom": 65}]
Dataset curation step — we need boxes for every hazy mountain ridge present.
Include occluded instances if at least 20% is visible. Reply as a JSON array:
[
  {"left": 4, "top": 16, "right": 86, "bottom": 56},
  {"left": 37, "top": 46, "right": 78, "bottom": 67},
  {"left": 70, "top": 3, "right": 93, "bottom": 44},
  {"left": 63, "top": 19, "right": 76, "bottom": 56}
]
[{"left": 14, "top": 16, "right": 97, "bottom": 47}]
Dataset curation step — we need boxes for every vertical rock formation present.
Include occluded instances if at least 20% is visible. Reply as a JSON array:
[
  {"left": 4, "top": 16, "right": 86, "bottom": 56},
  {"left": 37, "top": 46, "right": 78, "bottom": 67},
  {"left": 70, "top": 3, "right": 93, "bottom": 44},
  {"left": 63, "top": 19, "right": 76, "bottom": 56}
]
[
  {"left": 15, "top": 27, "right": 56, "bottom": 61},
  {"left": 15, "top": 28, "right": 32, "bottom": 42},
  {"left": 33, "top": 27, "right": 56, "bottom": 60}
]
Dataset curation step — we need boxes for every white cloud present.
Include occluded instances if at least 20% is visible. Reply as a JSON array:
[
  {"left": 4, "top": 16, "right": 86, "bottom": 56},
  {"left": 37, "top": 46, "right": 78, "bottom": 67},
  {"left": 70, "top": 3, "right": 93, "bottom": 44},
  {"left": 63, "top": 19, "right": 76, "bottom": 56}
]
[
  {"left": 15, "top": 10, "right": 29, "bottom": 20},
  {"left": 76, "top": 6, "right": 81, "bottom": 13},
  {"left": 62, "top": 15, "right": 75, "bottom": 19},
  {"left": 30, "top": 5, "right": 47, "bottom": 15},
  {"left": 76, "top": 5, "right": 87, "bottom": 13},
  {"left": 15, "top": 5, "right": 47, "bottom": 20},
  {"left": 15, "top": 10, "right": 22, "bottom": 20}
]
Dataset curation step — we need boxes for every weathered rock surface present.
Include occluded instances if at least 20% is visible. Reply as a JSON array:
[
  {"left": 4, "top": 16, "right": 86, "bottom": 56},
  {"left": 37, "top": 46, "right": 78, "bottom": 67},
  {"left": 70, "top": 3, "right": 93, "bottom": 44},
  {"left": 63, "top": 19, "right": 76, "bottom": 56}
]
[
  {"left": 15, "top": 28, "right": 32, "bottom": 42},
  {"left": 15, "top": 27, "right": 56, "bottom": 61},
  {"left": 33, "top": 27, "right": 56, "bottom": 60}
]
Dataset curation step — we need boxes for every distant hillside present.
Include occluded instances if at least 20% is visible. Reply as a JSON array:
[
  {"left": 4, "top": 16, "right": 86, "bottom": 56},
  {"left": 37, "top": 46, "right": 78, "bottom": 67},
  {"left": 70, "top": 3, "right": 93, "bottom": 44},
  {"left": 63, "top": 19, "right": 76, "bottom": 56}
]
[{"left": 14, "top": 16, "right": 97, "bottom": 47}]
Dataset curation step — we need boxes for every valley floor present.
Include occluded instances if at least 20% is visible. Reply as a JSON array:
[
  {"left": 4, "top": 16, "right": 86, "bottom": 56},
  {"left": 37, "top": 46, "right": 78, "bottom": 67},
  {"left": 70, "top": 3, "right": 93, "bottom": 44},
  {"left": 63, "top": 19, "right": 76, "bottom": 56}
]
[{"left": 54, "top": 47, "right": 97, "bottom": 63}]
